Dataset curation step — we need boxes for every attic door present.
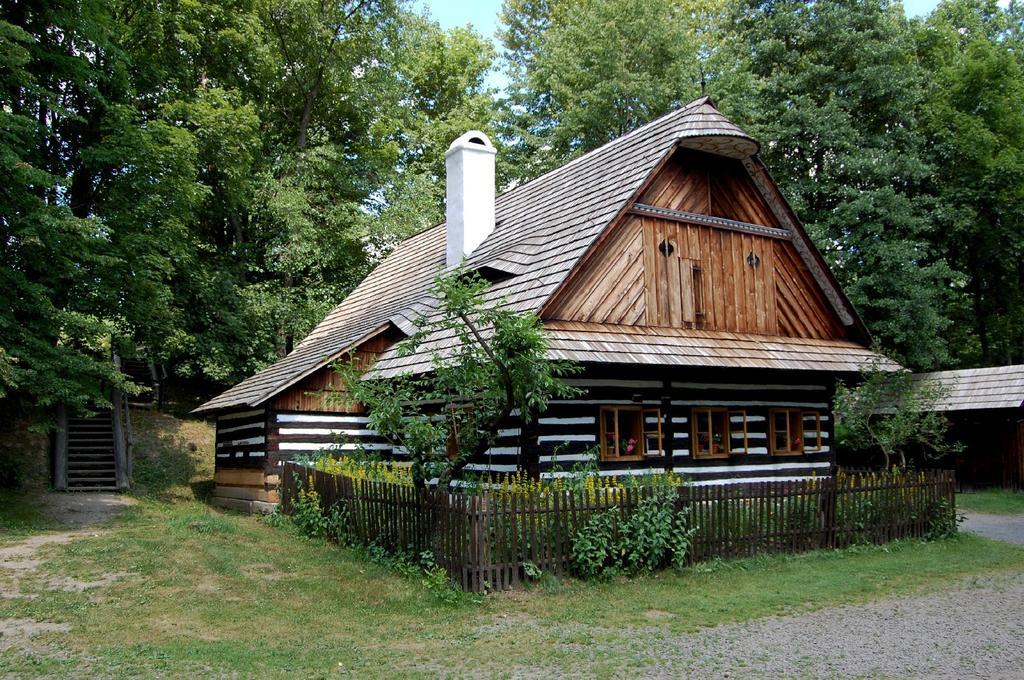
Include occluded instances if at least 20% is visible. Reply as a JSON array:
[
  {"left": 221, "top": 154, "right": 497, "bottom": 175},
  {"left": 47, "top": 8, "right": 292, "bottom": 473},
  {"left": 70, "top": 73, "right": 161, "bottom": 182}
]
[{"left": 644, "top": 221, "right": 704, "bottom": 327}]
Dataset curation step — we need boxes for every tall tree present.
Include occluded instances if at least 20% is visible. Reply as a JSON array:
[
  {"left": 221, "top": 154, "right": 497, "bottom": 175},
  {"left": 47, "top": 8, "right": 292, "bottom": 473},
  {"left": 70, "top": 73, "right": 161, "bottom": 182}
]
[
  {"left": 915, "top": 0, "right": 1024, "bottom": 366},
  {"left": 716, "top": 0, "right": 953, "bottom": 370},
  {"left": 499, "top": 0, "right": 707, "bottom": 179}
]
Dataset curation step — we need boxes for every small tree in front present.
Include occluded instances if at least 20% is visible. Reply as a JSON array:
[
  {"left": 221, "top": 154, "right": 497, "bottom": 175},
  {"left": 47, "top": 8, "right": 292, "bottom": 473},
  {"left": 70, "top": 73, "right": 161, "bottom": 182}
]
[
  {"left": 834, "top": 363, "right": 955, "bottom": 469},
  {"left": 335, "top": 268, "right": 580, "bottom": 487}
]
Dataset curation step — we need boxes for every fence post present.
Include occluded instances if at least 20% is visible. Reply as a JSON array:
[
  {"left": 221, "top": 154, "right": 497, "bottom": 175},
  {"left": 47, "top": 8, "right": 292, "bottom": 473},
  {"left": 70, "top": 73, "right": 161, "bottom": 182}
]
[{"left": 822, "top": 475, "right": 837, "bottom": 549}]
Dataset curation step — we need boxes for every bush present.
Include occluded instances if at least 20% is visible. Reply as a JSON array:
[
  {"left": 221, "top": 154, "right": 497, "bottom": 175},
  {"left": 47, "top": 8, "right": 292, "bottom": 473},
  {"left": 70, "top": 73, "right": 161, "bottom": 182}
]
[
  {"left": 570, "top": 487, "right": 695, "bottom": 578},
  {"left": 292, "top": 484, "right": 328, "bottom": 539}
]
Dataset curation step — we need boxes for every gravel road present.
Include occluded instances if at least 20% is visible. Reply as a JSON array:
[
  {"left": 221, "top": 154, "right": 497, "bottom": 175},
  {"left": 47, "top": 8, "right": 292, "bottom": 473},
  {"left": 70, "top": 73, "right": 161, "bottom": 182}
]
[
  {"left": 629, "top": 571, "right": 1024, "bottom": 679},
  {"left": 961, "top": 511, "right": 1024, "bottom": 545}
]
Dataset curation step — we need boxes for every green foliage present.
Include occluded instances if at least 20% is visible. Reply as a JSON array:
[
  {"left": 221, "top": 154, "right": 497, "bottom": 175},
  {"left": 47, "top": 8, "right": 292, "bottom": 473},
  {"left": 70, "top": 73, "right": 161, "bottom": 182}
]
[
  {"left": 339, "top": 267, "right": 581, "bottom": 486},
  {"left": 500, "top": 0, "right": 708, "bottom": 177},
  {"left": 835, "top": 365, "right": 957, "bottom": 467},
  {"left": 957, "top": 489, "right": 1024, "bottom": 515},
  {"left": 924, "top": 498, "right": 961, "bottom": 541},
  {"left": 569, "top": 487, "right": 695, "bottom": 578},
  {"left": 0, "top": 0, "right": 502, "bottom": 422},
  {"left": 913, "top": 0, "right": 1024, "bottom": 367},
  {"left": 714, "top": 0, "right": 954, "bottom": 370},
  {"left": 292, "top": 483, "right": 329, "bottom": 540}
]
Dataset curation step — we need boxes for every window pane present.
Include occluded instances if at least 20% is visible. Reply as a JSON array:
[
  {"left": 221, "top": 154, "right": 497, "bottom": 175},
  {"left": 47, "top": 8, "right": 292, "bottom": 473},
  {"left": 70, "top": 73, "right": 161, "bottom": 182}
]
[
  {"left": 773, "top": 411, "right": 789, "bottom": 451},
  {"left": 602, "top": 408, "right": 618, "bottom": 457},
  {"left": 696, "top": 410, "right": 710, "bottom": 455},
  {"left": 789, "top": 411, "right": 803, "bottom": 451},
  {"left": 622, "top": 409, "right": 642, "bottom": 456}
]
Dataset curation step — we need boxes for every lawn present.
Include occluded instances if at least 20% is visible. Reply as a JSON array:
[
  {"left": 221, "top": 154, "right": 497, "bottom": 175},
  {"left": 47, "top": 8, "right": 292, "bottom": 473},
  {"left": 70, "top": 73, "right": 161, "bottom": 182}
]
[
  {"left": 3, "top": 412, "right": 1024, "bottom": 677},
  {"left": 1, "top": 492, "right": 1022, "bottom": 678},
  {"left": 957, "top": 489, "right": 1024, "bottom": 515}
]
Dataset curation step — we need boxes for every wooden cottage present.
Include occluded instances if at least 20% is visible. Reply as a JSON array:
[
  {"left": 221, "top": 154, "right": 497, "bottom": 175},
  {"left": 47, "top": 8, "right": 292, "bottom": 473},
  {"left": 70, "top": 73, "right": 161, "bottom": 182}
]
[
  {"left": 194, "top": 97, "right": 890, "bottom": 512},
  {"left": 912, "top": 366, "right": 1024, "bottom": 490}
]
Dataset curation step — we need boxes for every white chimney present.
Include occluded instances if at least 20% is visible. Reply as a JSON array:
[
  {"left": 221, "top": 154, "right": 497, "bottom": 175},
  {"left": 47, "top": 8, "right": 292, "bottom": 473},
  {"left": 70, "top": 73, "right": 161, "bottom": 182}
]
[{"left": 445, "top": 130, "right": 496, "bottom": 267}]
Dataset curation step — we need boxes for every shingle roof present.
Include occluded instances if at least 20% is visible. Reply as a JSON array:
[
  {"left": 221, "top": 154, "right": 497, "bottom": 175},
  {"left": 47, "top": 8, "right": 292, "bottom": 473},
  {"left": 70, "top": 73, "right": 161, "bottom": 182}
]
[
  {"left": 914, "top": 365, "right": 1024, "bottom": 412},
  {"left": 368, "top": 321, "right": 892, "bottom": 378},
  {"left": 195, "top": 97, "right": 872, "bottom": 413}
]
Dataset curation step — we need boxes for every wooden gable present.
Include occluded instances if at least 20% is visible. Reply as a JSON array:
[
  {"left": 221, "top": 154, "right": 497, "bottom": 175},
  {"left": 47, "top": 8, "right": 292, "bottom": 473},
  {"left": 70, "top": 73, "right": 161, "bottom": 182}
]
[
  {"left": 544, "top": 149, "right": 847, "bottom": 340},
  {"left": 270, "top": 333, "right": 393, "bottom": 412}
]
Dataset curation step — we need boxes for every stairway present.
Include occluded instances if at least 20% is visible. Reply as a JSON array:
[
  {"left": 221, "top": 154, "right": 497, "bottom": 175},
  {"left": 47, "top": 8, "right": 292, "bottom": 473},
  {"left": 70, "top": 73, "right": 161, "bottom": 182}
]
[
  {"left": 120, "top": 358, "right": 157, "bottom": 406},
  {"left": 65, "top": 413, "right": 119, "bottom": 491}
]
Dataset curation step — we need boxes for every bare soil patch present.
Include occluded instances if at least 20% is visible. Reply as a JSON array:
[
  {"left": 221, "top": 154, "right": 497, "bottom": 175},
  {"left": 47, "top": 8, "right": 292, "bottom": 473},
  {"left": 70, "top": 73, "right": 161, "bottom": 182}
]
[{"left": 0, "top": 492, "right": 134, "bottom": 656}]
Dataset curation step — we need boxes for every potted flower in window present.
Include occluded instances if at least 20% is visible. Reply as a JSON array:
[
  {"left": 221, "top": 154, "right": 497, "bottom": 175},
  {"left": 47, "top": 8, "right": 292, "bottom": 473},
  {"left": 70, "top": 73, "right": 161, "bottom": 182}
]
[
  {"left": 712, "top": 432, "right": 723, "bottom": 454},
  {"left": 791, "top": 435, "right": 802, "bottom": 452},
  {"left": 623, "top": 437, "right": 638, "bottom": 456}
]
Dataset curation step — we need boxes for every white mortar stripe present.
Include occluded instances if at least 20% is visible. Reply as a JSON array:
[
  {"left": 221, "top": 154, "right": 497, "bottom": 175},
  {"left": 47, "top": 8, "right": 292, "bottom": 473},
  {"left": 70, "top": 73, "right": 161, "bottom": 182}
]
[
  {"left": 542, "top": 468, "right": 665, "bottom": 479},
  {"left": 539, "top": 416, "right": 595, "bottom": 425},
  {"left": 497, "top": 428, "right": 521, "bottom": 438},
  {"left": 218, "top": 421, "right": 265, "bottom": 435},
  {"left": 278, "top": 428, "right": 377, "bottom": 437},
  {"left": 219, "top": 409, "right": 264, "bottom": 421},
  {"left": 275, "top": 414, "right": 369, "bottom": 424},
  {"left": 734, "top": 432, "right": 767, "bottom": 439},
  {"left": 278, "top": 442, "right": 391, "bottom": 451},
  {"left": 671, "top": 382, "right": 827, "bottom": 392},
  {"left": 217, "top": 436, "right": 265, "bottom": 448},
  {"left": 673, "top": 432, "right": 690, "bottom": 439},
  {"left": 671, "top": 417, "right": 689, "bottom": 424},
  {"left": 673, "top": 462, "right": 831, "bottom": 474},
  {"left": 248, "top": 451, "right": 265, "bottom": 457},
  {"left": 673, "top": 449, "right": 690, "bottom": 456},
  {"left": 484, "top": 447, "right": 519, "bottom": 456},
  {"left": 538, "top": 434, "right": 595, "bottom": 443},
  {"left": 464, "top": 463, "right": 518, "bottom": 473},
  {"left": 215, "top": 453, "right": 230, "bottom": 458},
  {"left": 541, "top": 453, "right": 597, "bottom": 463},
  {"left": 671, "top": 400, "right": 828, "bottom": 408},
  {"left": 550, "top": 399, "right": 662, "bottom": 406}
]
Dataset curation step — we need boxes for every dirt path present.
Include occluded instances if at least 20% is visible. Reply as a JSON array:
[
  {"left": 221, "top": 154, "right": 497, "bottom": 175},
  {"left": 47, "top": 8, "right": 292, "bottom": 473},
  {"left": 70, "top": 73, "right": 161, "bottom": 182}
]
[
  {"left": 0, "top": 493, "right": 133, "bottom": 653},
  {"left": 961, "top": 511, "right": 1024, "bottom": 545}
]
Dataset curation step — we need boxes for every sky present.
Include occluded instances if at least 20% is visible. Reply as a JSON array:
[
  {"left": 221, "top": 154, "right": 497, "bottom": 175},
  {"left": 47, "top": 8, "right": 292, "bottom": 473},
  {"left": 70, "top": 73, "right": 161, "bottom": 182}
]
[
  {"left": 415, "top": 0, "right": 945, "bottom": 38},
  {"left": 413, "top": 0, "right": 945, "bottom": 90}
]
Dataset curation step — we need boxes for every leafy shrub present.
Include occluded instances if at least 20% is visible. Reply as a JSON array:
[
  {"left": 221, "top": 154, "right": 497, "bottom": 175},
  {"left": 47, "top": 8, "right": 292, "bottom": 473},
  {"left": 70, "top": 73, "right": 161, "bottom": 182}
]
[
  {"left": 570, "top": 510, "right": 617, "bottom": 578},
  {"left": 570, "top": 487, "right": 695, "bottom": 578},
  {"left": 325, "top": 502, "right": 351, "bottom": 545},
  {"left": 292, "top": 484, "right": 328, "bottom": 539},
  {"left": 925, "top": 498, "right": 962, "bottom": 540}
]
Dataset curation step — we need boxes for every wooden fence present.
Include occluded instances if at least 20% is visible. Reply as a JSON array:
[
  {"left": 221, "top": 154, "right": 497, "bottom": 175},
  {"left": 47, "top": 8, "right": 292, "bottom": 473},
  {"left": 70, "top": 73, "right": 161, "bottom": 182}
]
[{"left": 280, "top": 463, "right": 956, "bottom": 592}]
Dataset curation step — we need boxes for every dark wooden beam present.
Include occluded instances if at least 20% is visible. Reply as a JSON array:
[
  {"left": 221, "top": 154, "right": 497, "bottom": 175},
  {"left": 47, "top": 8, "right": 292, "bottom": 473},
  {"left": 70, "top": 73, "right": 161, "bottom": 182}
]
[{"left": 628, "top": 203, "right": 792, "bottom": 240}]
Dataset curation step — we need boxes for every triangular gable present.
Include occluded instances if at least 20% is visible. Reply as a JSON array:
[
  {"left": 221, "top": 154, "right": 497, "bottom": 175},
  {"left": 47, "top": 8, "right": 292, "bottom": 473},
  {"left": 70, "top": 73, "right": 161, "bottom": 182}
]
[{"left": 543, "top": 146, "right": 861, "bottom": 342}]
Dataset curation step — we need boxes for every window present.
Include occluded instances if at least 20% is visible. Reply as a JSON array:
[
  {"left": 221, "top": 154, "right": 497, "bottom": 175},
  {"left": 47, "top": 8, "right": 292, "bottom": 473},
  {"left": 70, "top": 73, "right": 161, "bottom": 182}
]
[
  {"left": 693, "top": 408, "right": 747, "bottom": 458},
  {"left": 600, "top": 406, "right": 663, "bottom": 460},
  {"left": 770, "top": 409, "right": 821, "bottom": 455}
]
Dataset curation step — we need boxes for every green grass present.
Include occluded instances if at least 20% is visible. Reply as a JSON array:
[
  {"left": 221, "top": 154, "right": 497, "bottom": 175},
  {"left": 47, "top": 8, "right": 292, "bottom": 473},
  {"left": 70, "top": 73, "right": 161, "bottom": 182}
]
[
  {"left": 1, "top": 494, "right": 1022, "bottom": 678},
  {"left": 0, "top": 491, "right": 63, "bottom": 544},
  {"left": 957, "top": 489, "right": 1024, "bottom": 515},
  {"left": 3, "top": 411, "right": 1022, "bottom": 677}
]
